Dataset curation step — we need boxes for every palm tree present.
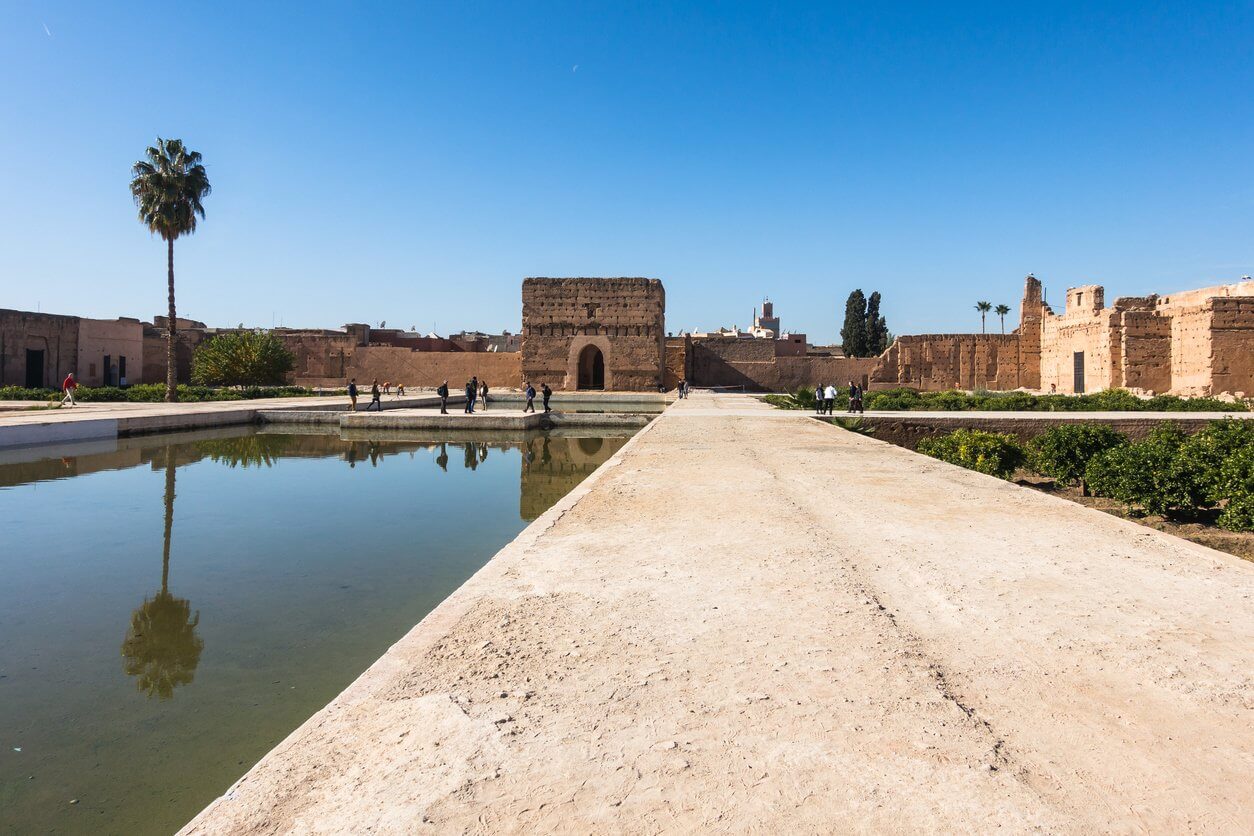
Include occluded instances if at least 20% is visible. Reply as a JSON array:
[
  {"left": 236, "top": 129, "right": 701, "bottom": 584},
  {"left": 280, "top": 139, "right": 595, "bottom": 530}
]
[
  {"left": 975, "top": 301, "right": 992, "bottom": 333},
  {"left": 120, "top": 447, "right": 203, "bottom": 699},
  {"left": 994, "top": 303, "right": 1011, "bottom": 334},
  {"left": 130, "top": 139, "right": 212, "bottom": 402}
]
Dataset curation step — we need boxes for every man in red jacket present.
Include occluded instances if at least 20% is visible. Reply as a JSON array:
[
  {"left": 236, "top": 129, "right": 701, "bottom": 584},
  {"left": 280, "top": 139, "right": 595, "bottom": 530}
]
[{"left": 61, "top": 372, "right": 78, "bottom": 406}]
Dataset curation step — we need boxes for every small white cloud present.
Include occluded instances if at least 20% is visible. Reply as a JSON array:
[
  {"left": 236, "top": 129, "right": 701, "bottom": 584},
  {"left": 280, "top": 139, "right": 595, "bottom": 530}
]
[
  {"left": 572, "top": 64, "right": 578, "bottom": 73},
  {"left": 42, "top": 22, "right": 52, "bottom": 37}
]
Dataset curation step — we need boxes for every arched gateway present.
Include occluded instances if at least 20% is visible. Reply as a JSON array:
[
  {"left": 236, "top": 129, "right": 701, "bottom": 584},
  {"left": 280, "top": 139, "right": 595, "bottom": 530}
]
[{"left": 577, "top": 344, "right": 605, "bottom": 390}]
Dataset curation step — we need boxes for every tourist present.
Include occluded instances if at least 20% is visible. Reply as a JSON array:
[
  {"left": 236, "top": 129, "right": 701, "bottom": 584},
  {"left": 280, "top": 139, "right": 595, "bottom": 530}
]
[
  {"left": 814, "top": 383, "right": 823, "bottom": 414},
  {"left": 853, "top": 384, "right": 865, "bottom": 414},
  {"left": 395, "top": 383, "right": 405, "bottom": 399},
  {"left": 824, "top": 383, "right": 837, "bottom": 415},
  {"left": 61, "top": 372, "right": 77, "bottom": 406},
  {"left": 542, "top": 382, "right": 552, "bottom": 412},
  {"left": 480, "top": 379, "right": 489, "bottom": 410},
  {"left": 367, "top": 379, "right": 383, "bottom": 411},
  {"left": 347, "top": 378, "right": 358, "bottom": 411},
  {"left": 524, "top": 381, "right": 537, "bottom": 413},
  {"left": 847, "top": 381, "right": 857, "bottom": 414},
  {"left": 469, "top": 376, "right": 479, "bottom": 411},
  {"left": 437, "top": 380, "right": 449, "bottom": 414},
  {"left": 464, "top": 379, "right": 475, "bottom": 413},
  {"left": 382, "top": 381, "right": 391, "bottom": 395}
]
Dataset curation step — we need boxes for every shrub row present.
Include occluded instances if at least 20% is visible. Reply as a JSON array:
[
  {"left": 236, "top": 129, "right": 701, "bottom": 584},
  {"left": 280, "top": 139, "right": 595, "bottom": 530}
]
[
  {"left": 913, "top": 420, "right": 1254, "bottom": 531},
  {"left": 767, "top": 386, "right": 1248, "bottom": 413},
  {"left": 0, "top": 384, "right": 317, "bottom": 402}
]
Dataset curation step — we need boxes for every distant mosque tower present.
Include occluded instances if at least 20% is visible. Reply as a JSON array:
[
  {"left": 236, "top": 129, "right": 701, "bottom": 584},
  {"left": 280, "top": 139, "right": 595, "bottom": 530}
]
[{"left": 753, "top": 297, "right": 780, "bottom": 338}]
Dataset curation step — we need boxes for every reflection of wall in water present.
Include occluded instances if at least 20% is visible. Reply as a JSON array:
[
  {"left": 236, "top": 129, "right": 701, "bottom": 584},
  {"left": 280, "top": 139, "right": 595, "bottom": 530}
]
[{"left": 519, "top": 435, "right": 627, "bottom": 521}]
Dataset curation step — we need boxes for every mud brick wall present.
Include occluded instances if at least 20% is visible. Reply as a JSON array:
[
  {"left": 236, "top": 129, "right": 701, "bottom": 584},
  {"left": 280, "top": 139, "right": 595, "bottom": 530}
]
[
  {"left": 664, "top": 336, "right": 690, "bottom": 389},
  {"left": 1119, "top": 311, "right": 1171, "bottom": 393},
  {"left": 689, "top": 337, "right": 875, "bottom": 392},
  {"left": 280, "top": 332, "right": 360, "bottom": 384},
  {"left": 0, "top": 309, "right": 79, "bottom": 388},
  {"left": 1040, "top": 311, "right": 1119, "bottom": 394},
  {"left": 1168, "top": 306, "right": 1215, "bottom": 396},
  {"left": 1204, "top": 298, "right": 1254, "bottom": 396},
  {"left": 521, "top": 278, "right": 666, "bottom": 391},
  {"left": 870, "top": 333, "right": 1025, "bottom": 392},
  {"left": 295, "top": 347, "right": 521, "bottom": 389}
]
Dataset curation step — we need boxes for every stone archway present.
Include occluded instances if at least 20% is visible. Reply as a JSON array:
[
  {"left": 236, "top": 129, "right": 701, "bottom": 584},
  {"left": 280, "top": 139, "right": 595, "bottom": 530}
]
[
  {"left": 577, "top": 344, "right": 605, "bottom": 390},
  {"left": 564, "top": 335, "right": 612, "bottom": 390}
]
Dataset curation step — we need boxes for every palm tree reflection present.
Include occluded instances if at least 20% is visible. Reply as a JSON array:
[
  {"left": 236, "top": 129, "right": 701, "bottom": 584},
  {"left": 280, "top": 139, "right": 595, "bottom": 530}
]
[{"left": 121, "top": 446, "right": 203, "bottom": 700}]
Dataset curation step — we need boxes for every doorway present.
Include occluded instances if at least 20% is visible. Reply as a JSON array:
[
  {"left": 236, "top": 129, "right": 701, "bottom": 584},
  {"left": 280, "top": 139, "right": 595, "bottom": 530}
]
[
  {"left": 25, "top": 349, "right": 44, "bottom": 389},
  {"left": 1073, "top": 351, "right": 1086, "bottom": 394},
  {"left": 577, "top": 345, "right": 605, "bottom": 390}
]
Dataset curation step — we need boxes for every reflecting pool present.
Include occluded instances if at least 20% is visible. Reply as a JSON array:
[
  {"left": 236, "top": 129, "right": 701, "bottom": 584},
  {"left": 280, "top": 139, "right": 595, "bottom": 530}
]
[{"left": 0, "top": 426, "right": 631, "bottom": 834}]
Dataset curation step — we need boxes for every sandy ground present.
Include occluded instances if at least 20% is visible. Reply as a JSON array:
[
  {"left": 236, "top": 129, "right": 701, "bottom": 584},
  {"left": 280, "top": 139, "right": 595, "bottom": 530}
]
[{"left": 182, "top": 393, "right": 1254, "bottom": 834}]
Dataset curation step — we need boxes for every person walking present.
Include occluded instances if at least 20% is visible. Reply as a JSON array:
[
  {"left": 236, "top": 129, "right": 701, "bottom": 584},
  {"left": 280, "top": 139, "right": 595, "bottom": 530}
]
[
  {"left": 479, "top": 380, "right": 489, "bottom": 411},
  {"left": 61, "top": 372, "right": 78, "bottom": 407},
  {"left": 367, "top": 379, "right": 382, "bottom": 411},
  {"left": 541, "top": 383, "right": 552, "bottom": 413},
  {"left": 347, "top": 378, "right": 358, "bottom": 412},
  {"left": 847, "top": 380, "right": 857, "bottom": 414},
  {"left": 854, "top": 384, "right": 865, "bottom": 414},
  {"left": 824, "top": 383, "right": 837, "bottom": 415},
  {"left": 814, "top": 383, "right": 824, "bottom": 414},
  {"left": 437, "top": 380, "right": 449, "bottom": 414},
  {"left": 524, "top": 381, "right": 537, "bottom": 413},
  {"left": 464, "top": 379, "right": 475, "bottom": 413}
]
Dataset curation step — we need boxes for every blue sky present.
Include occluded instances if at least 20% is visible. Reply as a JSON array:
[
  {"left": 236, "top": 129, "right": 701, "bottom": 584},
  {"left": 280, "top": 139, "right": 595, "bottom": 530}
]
[{"left": 1, "top": 2, "right": 1251, "bottom": 342}]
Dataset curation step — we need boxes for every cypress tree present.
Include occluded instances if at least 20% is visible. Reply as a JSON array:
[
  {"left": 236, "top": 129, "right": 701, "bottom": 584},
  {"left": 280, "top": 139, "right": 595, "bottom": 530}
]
[
  {"left": 841, "top": 290, "right": 868, "bottom": 357},
  {"left": 865, "top": 292, "right": 882, "bottom": 355}
]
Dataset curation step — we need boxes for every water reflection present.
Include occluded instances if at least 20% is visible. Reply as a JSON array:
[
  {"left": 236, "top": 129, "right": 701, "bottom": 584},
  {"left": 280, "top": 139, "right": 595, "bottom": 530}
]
[{"left": 121, "top": 447, "right": 203, "bottom": 700}]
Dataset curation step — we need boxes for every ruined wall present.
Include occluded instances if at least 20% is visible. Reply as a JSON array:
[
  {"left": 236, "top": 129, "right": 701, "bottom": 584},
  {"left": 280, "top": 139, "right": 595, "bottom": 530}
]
[
  {"left": 1040, "top": 312, "right": 1119, "bottom": 394},
  {"left": 0, "top": 309, "right": 80, "bottom": 388},
  {"left": 296, "top": 346, "right": 521, "bottom": 389},
  {"left": 689, "top": 337, "right": 875, "bottom": 392},
  {"left": 664, "top": 336, "right": 690, "bottom": 389},
  {"left": 1208, "top": 297, "right": 1254, "bottom": 396},
  {"left": 142, "top": 326, "right": 203, "bottom": 385},
  {"left": 521, "top": 278, "right": 665, "bottom": 391},
  {"left": 870, "top": 333, "right": 1026, "bottom": 391},
  {"left": 279, "top": 332, "right": 359, "bottom": 384},
  {"left": 77, "top": 318, "right": 144, "bottom": 386},
  {"left": 1118, "top": 308, "right": 1171, "bottom": 394}
]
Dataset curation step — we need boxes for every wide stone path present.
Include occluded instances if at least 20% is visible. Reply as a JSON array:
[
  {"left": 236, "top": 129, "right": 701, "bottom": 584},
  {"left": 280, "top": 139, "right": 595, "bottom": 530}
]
[{"left": 184, "top": 393, "right": 1253, "bottom": 834}]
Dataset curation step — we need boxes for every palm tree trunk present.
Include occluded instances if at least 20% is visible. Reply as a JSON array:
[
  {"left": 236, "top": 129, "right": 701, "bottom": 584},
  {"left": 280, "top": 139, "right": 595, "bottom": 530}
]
[
  {"left": 980, "top": 313, "right": 986, "bottom": 334},
  {"left": 166, "top": 236, "right": 178, "bottom": 403},
  {"left": 162, "top": 446, "right": 175, "bottom": 595}
]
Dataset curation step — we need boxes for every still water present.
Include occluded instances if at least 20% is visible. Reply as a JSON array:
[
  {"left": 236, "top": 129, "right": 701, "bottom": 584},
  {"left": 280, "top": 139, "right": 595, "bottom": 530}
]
[{"left": 0, "top": 426, "right": 631, "bottom": 834}]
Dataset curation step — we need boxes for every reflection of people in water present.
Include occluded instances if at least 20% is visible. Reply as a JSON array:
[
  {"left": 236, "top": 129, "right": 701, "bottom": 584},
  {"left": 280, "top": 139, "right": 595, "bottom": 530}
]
[
  {"left": 436, "top": 443, "right": 448, "bottom": 472},
  {"left": 368, "top": 441, "right": 381, "bottom": 467},
  {"left": 541, "top": 436, "right": 552, "bottom": 466},
  {"left": 463, "top": 442, "right": 477, "bottom": 470},
  {"left": 478, "top": 443, "right": 488, "bottom": 464},
  {"left": 346, "top": 444, "right": 358, "bottom": 468}
]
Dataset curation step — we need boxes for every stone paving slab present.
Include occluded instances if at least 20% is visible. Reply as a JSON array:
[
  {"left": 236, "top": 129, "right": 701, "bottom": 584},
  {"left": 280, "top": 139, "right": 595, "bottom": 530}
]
[{"left": 182, "top": 392, "right": 1254, "bottom": 834}]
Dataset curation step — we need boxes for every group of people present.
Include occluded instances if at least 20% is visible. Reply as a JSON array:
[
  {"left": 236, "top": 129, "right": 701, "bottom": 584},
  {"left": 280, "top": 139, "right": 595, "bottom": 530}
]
[
  {"left": 815, "top": 380, "right": 866, "bottom": 415},
  {"left": 347, "top": 377, "right": 553, "bottom": 415}
]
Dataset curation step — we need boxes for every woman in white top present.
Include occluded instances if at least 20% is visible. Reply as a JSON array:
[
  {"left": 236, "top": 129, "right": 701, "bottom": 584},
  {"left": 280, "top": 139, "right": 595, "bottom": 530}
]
[{"left": 824, "top": 383, "right": 838, "bottom": 415}]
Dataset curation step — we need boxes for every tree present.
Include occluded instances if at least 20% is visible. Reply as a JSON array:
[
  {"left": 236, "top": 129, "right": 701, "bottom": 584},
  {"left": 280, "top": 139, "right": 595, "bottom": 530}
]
[
  {"left": 841, "top": 290, "right": 869, "bottom": 357},
  {"left": 865, "top": 291, "right": 891, "bottom": 355},
  {"left": 994, "top": 304, "right": 1011, "bottom": 334},
  {"left": 130, "top": 139, "right": 212, "bottom": 402},
  {"left": 121, "top": 447, "right": 203, "bottom": 699},
  {"left": 975, "top": 301, "right": 992, "bottom": 333},
  {"left": 192, "top": 330, "right": 295, "bottom": 386}
]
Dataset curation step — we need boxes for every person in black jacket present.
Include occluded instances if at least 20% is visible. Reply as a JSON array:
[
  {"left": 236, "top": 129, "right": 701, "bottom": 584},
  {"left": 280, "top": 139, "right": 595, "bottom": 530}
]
[
  {"left": 542, "top": 383, "right": 552, "bottom": 413},
  {"left": 464, "top": 380, "right": 475, "bottom": 413},
  {"left": 437, "top": 380, "right": 449, "bottom": 414},
  {"left": 524, "top": 382, "right": 536, "bottom": 413}
]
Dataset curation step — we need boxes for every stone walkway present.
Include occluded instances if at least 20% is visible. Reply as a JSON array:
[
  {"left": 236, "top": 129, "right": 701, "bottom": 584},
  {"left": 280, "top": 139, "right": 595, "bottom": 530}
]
[{"left": 182, "top": 393, "right": 1254, "bottom": 833}]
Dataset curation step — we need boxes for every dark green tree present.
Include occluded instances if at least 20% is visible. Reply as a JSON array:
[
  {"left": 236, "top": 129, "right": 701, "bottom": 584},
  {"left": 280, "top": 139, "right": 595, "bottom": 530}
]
[
  {"left": 841, "top": 290, "right": 869, "bottom": 357},
  {"left": 130, "top": 138, "right": 212, "bottom": 402},
  {"left": 192, "top": 331, "right": 295, "bottom": 386},
  {"left": 865, "top": 291, "right": 890, "bottom": 355}
]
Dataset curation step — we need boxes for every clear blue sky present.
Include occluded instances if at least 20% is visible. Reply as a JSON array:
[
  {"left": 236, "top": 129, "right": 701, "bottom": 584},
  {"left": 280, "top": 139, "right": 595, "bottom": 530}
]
[{"left": 2, "top": 2, "right": 1251, "bottom": 342}]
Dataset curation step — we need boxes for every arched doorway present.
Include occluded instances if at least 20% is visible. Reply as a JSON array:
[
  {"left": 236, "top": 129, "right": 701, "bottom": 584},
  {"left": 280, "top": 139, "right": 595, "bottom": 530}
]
[{"left": 577, "top": 344, "right": 605, "bottom": 390}]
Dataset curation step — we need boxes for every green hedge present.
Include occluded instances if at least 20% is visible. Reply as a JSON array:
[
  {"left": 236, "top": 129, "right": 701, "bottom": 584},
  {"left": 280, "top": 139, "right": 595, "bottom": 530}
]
[
  {"left": 916, "top": 429, "right": 1026, "bottom": 479},
  {"left": 0, "top": 384, "right": 317, "bottom": 402},
  {"left": 913, "top": 419, "right": 1254, "bottom": 531},
  {"left": 766, "top": 386, "right": 1248, "bottom": 413}
]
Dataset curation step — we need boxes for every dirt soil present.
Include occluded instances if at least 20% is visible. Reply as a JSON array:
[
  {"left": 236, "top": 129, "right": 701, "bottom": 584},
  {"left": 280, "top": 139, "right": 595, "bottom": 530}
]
[{"left": 182, "top": 394, "right": 1254, "bottom": 834}]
